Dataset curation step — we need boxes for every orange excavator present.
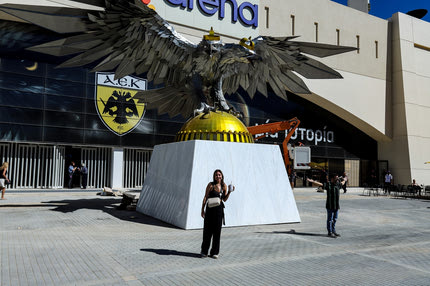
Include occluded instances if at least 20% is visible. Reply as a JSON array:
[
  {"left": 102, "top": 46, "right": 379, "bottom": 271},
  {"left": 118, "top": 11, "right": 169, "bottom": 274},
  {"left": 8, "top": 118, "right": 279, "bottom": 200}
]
[{"left": 247, "top": 117, "right": 300, "bottom": 176}]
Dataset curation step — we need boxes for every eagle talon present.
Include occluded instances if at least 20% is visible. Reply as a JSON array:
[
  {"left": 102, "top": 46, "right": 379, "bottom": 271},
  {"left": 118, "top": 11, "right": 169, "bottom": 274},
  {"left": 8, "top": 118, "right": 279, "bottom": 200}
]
[
  {"left": 194, "top": 102, "right": 215, "bottom": 116},
  {"left": 228, "top": 107, "right": 243, "bottom": 118}
]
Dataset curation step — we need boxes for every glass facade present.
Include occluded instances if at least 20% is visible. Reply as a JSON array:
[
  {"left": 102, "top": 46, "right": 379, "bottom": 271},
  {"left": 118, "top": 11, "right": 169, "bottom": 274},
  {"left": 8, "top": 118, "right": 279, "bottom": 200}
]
[
  {"left": 0, "top": 54, "right": 378, "bottom": 187},
  {"left": 0, "top": 57, "right": 186, "bottom": 147}
]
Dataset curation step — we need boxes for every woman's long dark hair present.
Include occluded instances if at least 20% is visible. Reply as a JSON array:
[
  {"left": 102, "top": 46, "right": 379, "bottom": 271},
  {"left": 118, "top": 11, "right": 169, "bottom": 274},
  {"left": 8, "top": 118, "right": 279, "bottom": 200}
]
[{"left": 212, "top": 169, "right": 225, "bottom": 187}]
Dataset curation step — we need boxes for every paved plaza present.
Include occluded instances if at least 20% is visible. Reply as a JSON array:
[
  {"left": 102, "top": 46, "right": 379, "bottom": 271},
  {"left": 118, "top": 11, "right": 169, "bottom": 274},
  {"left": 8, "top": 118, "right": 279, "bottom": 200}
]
[{"left": 0, "top": 187, "right": 429, "bottom": 285}]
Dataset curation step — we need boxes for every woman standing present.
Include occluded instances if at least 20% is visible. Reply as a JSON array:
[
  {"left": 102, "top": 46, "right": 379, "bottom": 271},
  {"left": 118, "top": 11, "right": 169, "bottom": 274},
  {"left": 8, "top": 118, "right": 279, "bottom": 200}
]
[
  {"left": 200, "top": 169, "right": 234, "bottom": 259},
  {"left": 0, "top": 162, "right": 10, "bottom": 200}
]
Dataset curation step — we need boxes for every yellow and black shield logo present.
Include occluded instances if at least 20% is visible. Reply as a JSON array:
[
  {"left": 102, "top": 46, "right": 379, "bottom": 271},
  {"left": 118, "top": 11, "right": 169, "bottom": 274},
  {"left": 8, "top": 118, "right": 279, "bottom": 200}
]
[{"left": 95, "top": 72, "right": 146, "bottom": 136}]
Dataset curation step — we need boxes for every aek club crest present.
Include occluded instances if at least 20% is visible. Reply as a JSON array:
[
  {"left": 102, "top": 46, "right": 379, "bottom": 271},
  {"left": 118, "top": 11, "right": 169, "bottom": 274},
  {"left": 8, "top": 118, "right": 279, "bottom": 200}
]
[{"left": 95, "top": 72, "right": 147, "bottom": 136}]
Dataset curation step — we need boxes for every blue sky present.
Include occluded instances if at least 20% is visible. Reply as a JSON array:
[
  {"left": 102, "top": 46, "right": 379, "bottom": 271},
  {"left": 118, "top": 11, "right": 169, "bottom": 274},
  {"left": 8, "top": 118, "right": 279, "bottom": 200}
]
[{"left": 331, "top": 0, "right": 430, "bottom": 22}]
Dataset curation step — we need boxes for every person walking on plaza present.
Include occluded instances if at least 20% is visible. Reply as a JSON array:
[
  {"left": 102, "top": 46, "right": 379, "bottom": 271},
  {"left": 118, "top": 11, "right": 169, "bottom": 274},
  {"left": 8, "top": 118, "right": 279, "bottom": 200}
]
[
  {"left": 68, "top": 161, "right": 78, "bottom": 189},
  {"left": 200, "top": 169, "right": 234, "bottom": 259},
  {"left": 341, "top": 171, "right": 348, "bottom": 193},
  {"left": 384, "top": 171, "right": 393, "bottom": 193},
  {"left": 80, "top": 163, "right": 88, "bottom": 189},
  {"left": 290, "top": 171, "right": 296, "bottom": 189},
  {"left": 0, "top": 162, "right": 10, "bottom": 200},
  {"left": 307, "top": 174, "right": 345, "bottom": 238}
]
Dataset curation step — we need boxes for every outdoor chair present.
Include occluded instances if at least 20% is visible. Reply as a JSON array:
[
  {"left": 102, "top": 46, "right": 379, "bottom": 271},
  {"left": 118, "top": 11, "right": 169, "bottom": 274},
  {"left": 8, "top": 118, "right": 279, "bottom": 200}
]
[
  {"left": 388, "top": 184, "right": 399, "bottom": 197},
  {"left": 405, "top": 185, "right": 415, "bottom": 198},
  {"left": 370, "top": 185, "right": 382, "bottom": 196},
  {"left": 393, "top": 184, "right": 407, "bottom": 198},
  {"left": 362, "top": 183, "right": 370, "bottom": 196},
  {"left": 424, "top": 185, "right": 430, "bottom": 197}
]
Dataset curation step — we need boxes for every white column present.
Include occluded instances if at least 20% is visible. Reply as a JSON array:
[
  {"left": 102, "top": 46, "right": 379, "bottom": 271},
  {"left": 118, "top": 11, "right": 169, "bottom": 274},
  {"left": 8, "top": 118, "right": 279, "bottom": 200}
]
[{"left": 112, "top": 148, "right": 124, "bottom": 189}]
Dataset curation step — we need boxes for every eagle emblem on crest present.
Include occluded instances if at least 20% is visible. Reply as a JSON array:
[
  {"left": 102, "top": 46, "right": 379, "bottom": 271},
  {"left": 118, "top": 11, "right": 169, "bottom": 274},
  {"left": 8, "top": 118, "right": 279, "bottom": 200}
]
[{"left": 95, "top": 72, "right": 146, "bottom": 136}]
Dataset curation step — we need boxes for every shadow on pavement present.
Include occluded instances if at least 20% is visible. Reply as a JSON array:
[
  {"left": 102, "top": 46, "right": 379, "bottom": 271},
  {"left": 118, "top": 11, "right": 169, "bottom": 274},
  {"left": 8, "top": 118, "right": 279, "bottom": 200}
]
[
  {"left": 0, "top": 203, "right": 66, "bottom": 208},
  {"left": 42, "top": 197, "right": 178, "bottom": 229},
  {"left": 269, "top": 229, "right": 329, "bottom": 237},
  {"left": 140, "top": 248, "right": 201, "bottom": 258}
]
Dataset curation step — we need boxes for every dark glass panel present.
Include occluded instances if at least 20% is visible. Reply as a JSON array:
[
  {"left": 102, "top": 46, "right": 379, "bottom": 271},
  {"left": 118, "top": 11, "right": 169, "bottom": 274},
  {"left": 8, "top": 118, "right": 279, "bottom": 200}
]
[
  {"left": 153, "top": 134, "right": 176, "bottom": 145},
  {"left": 155, "top": 112, "right": 187, "bottom": 123},
  {"left": 0, "top": 89, "right": 43, "bottom": 108},
  {"left": 0, "top": 106, "right": 43, "bottom": 125},
  {"left": 85, "top": 97, "right": 98, "bottom": 114},
  {"left": 45, "top": 95, "right": 85, "bottom": 113},
  {"left": 44, "top": 127, "right": 84, "bottom": 144},
  {"left": 86, "top": 72, "right": 96, "bottom": 85},
  {"left": 85, "top": 114, "right": 108, "bottom": 130},
  {"left": 132, "top": 119, "right": 155, "bottom": 134},
  {"left": 0, "top": 58, "right": 46, "bottom": 77},
  {"left": 121, "top": 133, "right": 156, "bottom": 148},
  {"left": 248, "top": 116, "right": 270, "bottom": 126},
  {"left": 84, "top": 129, "right": 121, "bottom": 146},
  {"left": 142, "top": 108, "right": 157, "bottom": 120},
  {"left": 45, "top": 78, "right": 85, "bottom": 97},
  {"left": 327, "top": 147, "right": 346, "bottom": 159},
  {"left": 0, "top": 71, "right": 45, "bottom": 93},
  {"left": 46, "top": 64, "right": 86, "bottom": 83},
  {"left": 155, "top": 120, "right": 186, "bottom": 136},
  {"left": 44, "top": 110, "right": 84, "bottom": 128},
  {"left": 0, "top": 123, "right": 42, "bottom": 142},
  {"left": 86, "top": 84, "right": 96, "bottom": 99},
  {"left": 311, "top": 146, "right": 327, "bottom": 157}
]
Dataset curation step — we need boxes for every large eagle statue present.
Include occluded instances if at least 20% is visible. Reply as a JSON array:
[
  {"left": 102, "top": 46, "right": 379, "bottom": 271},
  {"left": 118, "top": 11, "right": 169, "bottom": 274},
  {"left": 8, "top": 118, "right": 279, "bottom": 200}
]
[{"left": 0, "top": 0, "right": 355, "bottom": 118}]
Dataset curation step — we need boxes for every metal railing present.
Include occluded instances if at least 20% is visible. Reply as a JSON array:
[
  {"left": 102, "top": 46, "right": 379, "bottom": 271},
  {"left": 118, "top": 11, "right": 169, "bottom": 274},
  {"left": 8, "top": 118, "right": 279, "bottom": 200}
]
[
  {"left": 123, "top": 148, "right": 152, "bottom": 189},
  {"left": 81, "top": 147, "right": 112, "bottom": 189},
  {"left": 0, "top": 143, "right": 65, "bottom": 189},
  {"left": 0, "top": 143, "right": 152, "bottom": 189}
]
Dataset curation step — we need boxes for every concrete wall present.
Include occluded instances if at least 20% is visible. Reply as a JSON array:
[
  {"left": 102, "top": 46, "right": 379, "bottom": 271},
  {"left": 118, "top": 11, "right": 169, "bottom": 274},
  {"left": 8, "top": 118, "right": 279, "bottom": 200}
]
[{"left": 379, "top": 13, "right": 430, "bottom": 185}]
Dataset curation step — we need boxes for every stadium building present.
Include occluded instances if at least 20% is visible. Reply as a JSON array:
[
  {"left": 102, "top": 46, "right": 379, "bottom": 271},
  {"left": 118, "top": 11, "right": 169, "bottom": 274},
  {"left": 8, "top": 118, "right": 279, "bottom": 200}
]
[{"left": 0, "top": 0, "right": 429, "bottom": 189}]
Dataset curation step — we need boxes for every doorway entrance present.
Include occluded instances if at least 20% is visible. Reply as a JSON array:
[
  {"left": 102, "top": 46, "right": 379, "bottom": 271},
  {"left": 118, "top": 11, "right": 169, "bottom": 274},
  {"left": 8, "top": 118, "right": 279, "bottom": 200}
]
[{"left": 65, "top": 146, "right": 82, "bottom": 188}]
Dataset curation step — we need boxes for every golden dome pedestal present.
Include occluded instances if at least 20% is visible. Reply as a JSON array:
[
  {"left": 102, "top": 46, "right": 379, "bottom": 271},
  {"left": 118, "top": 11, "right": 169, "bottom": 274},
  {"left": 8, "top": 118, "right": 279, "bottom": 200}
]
[{"left": 175, "top": 111, "right": 254, "bottom": 143}]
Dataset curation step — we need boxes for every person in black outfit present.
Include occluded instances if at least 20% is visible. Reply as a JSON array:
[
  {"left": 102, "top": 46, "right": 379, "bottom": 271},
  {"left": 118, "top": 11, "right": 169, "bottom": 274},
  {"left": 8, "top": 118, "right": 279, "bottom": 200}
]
[
  {"left": 200, "top": 169, "right": 234, "bottom": 259},
  {"left": 369, "top": 169, "right": 377, "bottom": 187},
  {"left": 308, "top": 174, "right": 345, "bottom": 238}
]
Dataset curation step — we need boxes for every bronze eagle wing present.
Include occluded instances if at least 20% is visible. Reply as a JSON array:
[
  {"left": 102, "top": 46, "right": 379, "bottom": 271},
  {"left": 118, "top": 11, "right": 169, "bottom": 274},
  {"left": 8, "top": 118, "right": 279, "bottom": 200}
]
[{"left": 218, "top": 36, "right": 356, "bottom": 101}]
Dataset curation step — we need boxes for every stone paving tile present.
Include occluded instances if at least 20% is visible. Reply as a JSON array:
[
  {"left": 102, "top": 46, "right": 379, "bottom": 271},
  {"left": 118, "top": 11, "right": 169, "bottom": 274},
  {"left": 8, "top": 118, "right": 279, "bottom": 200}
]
[{"left": 0, "top": 188, "right": 429, "bottom": 285}]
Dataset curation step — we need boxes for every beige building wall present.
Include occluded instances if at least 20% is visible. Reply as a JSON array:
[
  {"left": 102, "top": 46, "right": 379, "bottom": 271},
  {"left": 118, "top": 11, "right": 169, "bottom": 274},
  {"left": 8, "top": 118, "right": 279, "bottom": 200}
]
[
  {"left": 379, "top": 13, "right": 430, "bottom": 185},
  {"left": 259, "top": 0, "right": 390, "bottom": 142}
]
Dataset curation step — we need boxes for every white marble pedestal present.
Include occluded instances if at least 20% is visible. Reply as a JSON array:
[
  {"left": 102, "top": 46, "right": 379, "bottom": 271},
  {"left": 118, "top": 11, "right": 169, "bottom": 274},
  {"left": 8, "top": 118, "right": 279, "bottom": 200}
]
[{"left": 136, "top": 140, "right": 300, "bottom": 229}]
